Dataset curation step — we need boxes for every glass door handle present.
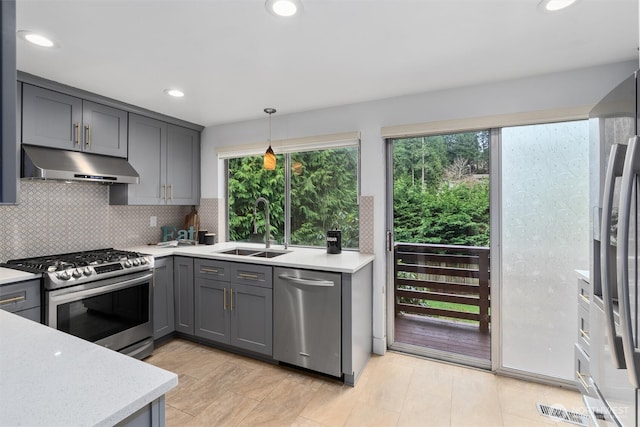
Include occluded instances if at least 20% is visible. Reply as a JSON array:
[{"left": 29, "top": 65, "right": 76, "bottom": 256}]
[
  {"left": 617, "top": 136, "right": 640, "bottom": 387},
  {"left": 600, "top": 143, "right": 627, "bottom": 369}
]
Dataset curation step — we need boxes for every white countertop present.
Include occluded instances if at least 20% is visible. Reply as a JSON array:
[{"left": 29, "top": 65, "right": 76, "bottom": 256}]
[
  {"left": 576, "top": 269, "right": 590, "bottom": 282},
  {"left": 0, "top": 267, "right": 39, "bottom": 285},
  {"left": 0, "top": 310, "right": 178, "bottom": 427},
  {"left": 125, "top": 241, "right": 375, "bottom": 274}
]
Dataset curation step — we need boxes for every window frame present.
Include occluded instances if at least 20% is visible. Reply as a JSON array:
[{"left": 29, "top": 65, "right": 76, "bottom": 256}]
[{"left": 225, "top": 141, "right": 361, "bottom": 250}]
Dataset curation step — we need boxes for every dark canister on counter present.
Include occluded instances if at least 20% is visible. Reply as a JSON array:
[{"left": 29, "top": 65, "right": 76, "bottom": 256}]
[
  {"left": 197, "top": 230, "right": 208, "bottom": 244},
  {"left": 326, "top": 229, "right": 342, "bottom": 254}
]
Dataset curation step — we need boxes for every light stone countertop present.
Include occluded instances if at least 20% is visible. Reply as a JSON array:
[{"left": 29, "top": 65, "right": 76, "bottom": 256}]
[
  {"left": 125, "top": 241, "right": 375, "bottom": 274},
  {"left": 0, "top": 267, "right": 39, "bottom": 285},
  {"left": 576, "top": 269, "right": 590, "bottom": 282},
  {"left": 0, "top": 310, "right": 178, "bottom": 427}
]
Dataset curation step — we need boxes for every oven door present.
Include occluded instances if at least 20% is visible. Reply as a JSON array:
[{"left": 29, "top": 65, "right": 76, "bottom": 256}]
[{"left": 46, "top": 271, "right": 153, "bottom": 356}]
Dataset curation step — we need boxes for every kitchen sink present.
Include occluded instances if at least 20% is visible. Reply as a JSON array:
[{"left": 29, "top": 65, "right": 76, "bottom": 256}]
[{"left": 217, "top": 248, "right": 290, "bottom": 258}]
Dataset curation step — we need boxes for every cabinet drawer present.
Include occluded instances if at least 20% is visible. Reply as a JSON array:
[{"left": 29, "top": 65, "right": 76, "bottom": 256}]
[
  {"left": 229, "top": 263, "right": 272, "bottom": 288},
  {"left": 577, "top": 278, "right": 590, "bottom": 310},
  {"left": 574, "top": 344, "right": 593, "bottom": 396},
  {"left": 577, "top": 304, "right": 590, "bottom": 355},
  {"left": 195, "top": 259, "right": 229, "bottom": 281},
  {"left": 0, "top": 279, "right": 41, "bottom": 314}
]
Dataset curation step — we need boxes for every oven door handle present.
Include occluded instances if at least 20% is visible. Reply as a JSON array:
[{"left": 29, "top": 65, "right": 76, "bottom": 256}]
[{"left": 48, "top": 272, "right": 153, "bottom": 304}]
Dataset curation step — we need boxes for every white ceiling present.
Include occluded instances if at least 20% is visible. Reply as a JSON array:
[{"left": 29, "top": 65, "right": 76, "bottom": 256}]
[{"left": 16, "top": 0, "right": 639, "bottom": 127}]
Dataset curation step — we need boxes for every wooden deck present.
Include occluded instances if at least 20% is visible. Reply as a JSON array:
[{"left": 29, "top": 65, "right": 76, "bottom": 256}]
[{"left": 394, "top": 313, "right": 491, "bottom": 361}]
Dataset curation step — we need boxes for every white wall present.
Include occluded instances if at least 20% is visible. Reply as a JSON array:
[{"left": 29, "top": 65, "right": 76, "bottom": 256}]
[{"left": 201, "top": 60, "right": 636, "bottom": 355}]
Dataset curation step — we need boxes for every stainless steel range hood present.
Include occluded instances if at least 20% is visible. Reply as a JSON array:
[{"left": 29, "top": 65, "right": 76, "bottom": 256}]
[{"left": 22, "top": 144, "right": 139, "bottom": 184}]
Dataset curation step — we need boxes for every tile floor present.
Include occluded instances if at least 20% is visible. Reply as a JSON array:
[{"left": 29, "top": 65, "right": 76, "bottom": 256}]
[{"left": 145, "top": 339, "right": 588, "bottom": 427}]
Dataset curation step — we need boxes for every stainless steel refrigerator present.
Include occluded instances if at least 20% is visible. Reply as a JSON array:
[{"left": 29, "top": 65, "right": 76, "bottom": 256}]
[{"left": 583, "top": 71, "right": 640, "bottom": 426}]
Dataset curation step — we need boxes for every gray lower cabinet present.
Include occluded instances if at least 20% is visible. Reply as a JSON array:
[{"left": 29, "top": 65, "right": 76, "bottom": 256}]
[
  {"left": 173, "top": 256, "right": 194, "bottom": 335},
  {"left": 153, "top": 257, "right": 175, "bottom": 340},
  {"left": 194, "top": 259, "right": 273, "bottom": 356},
  {"left": 21, "top": 83, "right": 128, "bottom": 157},
  {"left": 110, "top": 114, "right": 199, "bottom": 206},
  {"left": 0, "top": 279, "right": 41, "bottom": 322}
]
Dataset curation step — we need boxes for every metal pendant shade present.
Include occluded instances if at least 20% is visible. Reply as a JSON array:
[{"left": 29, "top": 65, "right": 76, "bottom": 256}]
[{"left": 264, "top": 108, "right": 276, "bottom": 170}]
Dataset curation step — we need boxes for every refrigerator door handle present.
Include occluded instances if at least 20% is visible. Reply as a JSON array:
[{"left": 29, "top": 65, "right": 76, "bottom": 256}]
[
  {"left": 616, "top": 135, "right": 640, "bottom": 387},
  {"left": 600, "top": 143, "right": 627, "bottom": 369}
]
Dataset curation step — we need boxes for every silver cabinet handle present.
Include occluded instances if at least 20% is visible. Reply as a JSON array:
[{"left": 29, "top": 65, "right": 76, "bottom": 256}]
[
  {"left": 223, "top": 288, "right": 227, "bottom": 310},
  {"left": 85, "top": 125, "right": 91, "bottom": 146},
  {"left": 600, "top": 143, "right": 627, "bottom": 368},
  {"left": 169, "top": 184, "right": 173, "bottom": 201},
  {"left": 616, "top": 136, "right": 640, "bottom": 387},
  {"left": 162, "top": 184, "right": 167, "bottom": 201},
  {"left": 238, "top": 273, "right": 258, "bottom": 280},
  {"left": 230, "top": 289, "right": 234, "bottom": 311},
  {"left": 200, "top": 268, "right": 219, "bottom": 274},
  {"left": 278, "top": 273, "right": 334, "bottom": 287}
]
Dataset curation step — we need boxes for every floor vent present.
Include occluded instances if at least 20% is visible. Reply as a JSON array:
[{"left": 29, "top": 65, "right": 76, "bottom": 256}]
[{"left": 536, "top": 403, "right": 589, "bottom": 426}]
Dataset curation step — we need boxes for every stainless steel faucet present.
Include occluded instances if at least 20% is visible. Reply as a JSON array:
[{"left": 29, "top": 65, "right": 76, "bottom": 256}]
[{"left": 253, "top": 197, "right": 270, "bottom": 249}]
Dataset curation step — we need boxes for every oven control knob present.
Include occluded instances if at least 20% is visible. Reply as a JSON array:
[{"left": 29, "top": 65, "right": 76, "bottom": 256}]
[
  {"left": 140, "top": 257, "right": 148, "bottom": 265},
  {"left": 72, "top": 268, "right": 82, "bottom": 278},
  {"left": 124, "top": 260, "right": 133, "bottom": 268},
  {"left": 83, "top": 267, "right": 92, "bottom": 276},
  {"left": 132, "top": 258, "right": 140, "bottom": 266},
  {"left": 58, "top": 271, "right": 71, "bottom": 281}
]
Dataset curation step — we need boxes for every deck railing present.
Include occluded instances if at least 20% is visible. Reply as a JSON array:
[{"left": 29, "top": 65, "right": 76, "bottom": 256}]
[{"left": 394, "top": 242, "right": 491, "bottom": 333}]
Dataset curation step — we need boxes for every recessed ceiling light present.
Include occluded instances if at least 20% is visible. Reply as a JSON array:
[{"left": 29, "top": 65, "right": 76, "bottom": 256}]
[
  {"left": 164, "top": 89, "right": 185, "bottom": 98},
  {"left": 265, "top": 0, "right": 302, "bottom": 17},
  {"left": 538, "top": 0, "right": 579, "bottom": 12},
  {"left": 17, "top": 30, "right": 56, "bottom": 48}
]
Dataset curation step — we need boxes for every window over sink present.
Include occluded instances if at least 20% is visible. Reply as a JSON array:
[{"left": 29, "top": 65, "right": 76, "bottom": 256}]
[{"left": 226, "top": 145, "right": 359, "bottom": 249}]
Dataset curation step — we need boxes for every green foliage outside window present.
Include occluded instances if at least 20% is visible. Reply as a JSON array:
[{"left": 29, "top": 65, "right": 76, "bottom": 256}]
[
  {"left": 393, "top": 132, "right": 490, "bottom": 247},
  {"left": 228, "top": 147, "right": 359, "bottom": 248}
]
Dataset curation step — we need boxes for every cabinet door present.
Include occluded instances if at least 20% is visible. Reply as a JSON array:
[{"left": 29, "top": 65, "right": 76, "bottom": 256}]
[
  {"left": 153, "top": 257, "right": 175, "bottom": 340},
  {"left": 230, "top": 283, "right": 272, "bottom": 356},
  {"left": 22, "top": 84, "right": 82, "bottom": 150},
  {"left": 173, "top": 256, "right": 194, "bottom": 335},
  {"left": 166, "top": 125, "right": 199, "bottom": 205},
  {"left": 125, "top": 114, "right": 167, "bottom": 205},
  {"left": 195, "top": 278, "right": 230, "bottom": 344},
  {"left": 82, "top": 100, "right": 128, "bottom": 158}
]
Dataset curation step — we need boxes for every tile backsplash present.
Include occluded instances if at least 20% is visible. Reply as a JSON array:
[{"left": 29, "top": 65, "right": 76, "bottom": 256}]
[
  {"left": 0, "top": 181, "right": 191, "bottom": 262},
  {"left": 0, "top": 182, "right": 374, "bottom": 262}
]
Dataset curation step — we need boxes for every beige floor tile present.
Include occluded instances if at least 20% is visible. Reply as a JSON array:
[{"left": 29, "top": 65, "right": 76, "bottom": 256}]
[
  {"left": 398, "top": 392, "right": 452, "bottom": 427},
  {"left": 502, "top": 412, "right": 557, "bottom": 426},
  {"left": 496, "top": 376, "right": 557, "bottom": 423},
  {"left": 344, "top": 402, "right": 400, "bottom": 427},
  {"left": 450, "top": 367, "right": 503, "bottom": 427},
  {"left": 165, "top": 404, "right": 195, "bottom": 426},
  {"left": 229, "top": 363, "right": 286, "bottom": 401},
  {"left": 237, "top": 399, "right": 301, "bottom": 426},
  {"left": 300, "top": 382, "right": 360, "bottom": 427},
  {"left": 264, "top": 377, "right": 318, "bottom": 413},
  {"left": 291, "top": 416, "right": 329, "bottom": 427},
  {"left": 148, "top": 339, "right": 591, "bottom": 427},
  {"left": 360, "top": 358, "right": 413, "bottom": 412},
  {"left": 184, "top": 390, "right": 259, "bottom": 427}
]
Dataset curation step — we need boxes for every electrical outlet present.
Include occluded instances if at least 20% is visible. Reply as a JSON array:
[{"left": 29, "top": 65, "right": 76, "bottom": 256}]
[{"left": 150, "top": 216, "right": 157, "bottom": 227}]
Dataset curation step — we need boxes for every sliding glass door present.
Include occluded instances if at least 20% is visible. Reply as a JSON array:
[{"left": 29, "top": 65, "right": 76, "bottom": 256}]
[{"left": 499, "top": 120, "right": 588, "bottom": 381}]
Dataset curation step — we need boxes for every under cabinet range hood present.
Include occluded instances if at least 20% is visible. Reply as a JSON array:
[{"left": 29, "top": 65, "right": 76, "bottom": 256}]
[{"left": 21, "top": 144, "right": 140, "bottom": 184}]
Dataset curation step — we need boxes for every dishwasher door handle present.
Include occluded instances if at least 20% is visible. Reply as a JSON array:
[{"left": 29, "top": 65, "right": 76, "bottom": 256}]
[{"left": 278, "top": 274, "right": 335, "bottom": 287}]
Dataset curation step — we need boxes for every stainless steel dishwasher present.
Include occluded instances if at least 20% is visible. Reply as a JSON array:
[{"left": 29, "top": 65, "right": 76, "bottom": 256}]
[{"left": 273, "top": 267, "right": 341, "bottom": 377}]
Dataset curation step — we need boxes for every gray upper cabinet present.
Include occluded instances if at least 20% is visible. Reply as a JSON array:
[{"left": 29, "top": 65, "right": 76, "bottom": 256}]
[
  {"left": 166, "top": 125, "right": 200, "bottom": 205},
  {"left": 110, "top": 113, "right": 199, "bottom": 206},
  {"left": 22, "top": 84, "right": 128, "bottom": 158},
  {"left": 1, "top": 0, "right": 18, "bottom": 204}
]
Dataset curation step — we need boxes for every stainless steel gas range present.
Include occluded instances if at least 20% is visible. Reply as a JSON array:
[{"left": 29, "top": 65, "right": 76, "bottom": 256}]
[{"left": 3, "top": 249, "right": 155, "bottom": 360}]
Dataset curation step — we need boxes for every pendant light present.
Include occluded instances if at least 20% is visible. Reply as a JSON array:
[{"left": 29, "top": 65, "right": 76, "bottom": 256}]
[{"left": 263, "top": 108, "right": 277, "bottom": 170}]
